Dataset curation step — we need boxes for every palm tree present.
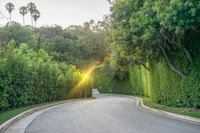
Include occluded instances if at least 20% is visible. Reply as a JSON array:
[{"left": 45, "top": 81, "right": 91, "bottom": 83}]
[
  {"left": 107, "top": 0, "right": 115, "bottom": 5},
  {"left": 5, "top": 2, "right": 15, "bottom": 24},
  {"left": 19, "top": 6, "right": 28, "bottom": 25},
  {"left": 27, "top": 2, "right": 36, "bottom": 27},
  {"left": 32, "top": 9, "right": 40, "bottom": 28},
  {"left": 90, "top": 19, "right": 95, "bottom": 25},
  {"left": 90, "top": 19, "right": 95, "bottom": 30}
]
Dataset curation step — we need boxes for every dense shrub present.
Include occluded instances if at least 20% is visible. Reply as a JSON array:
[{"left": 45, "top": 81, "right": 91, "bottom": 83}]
[
  {"left": 93, "top": 69, "right": 113, "bottom": 93},
  {"left": 99, "top": 55, "right": 200, "bottom": 108},
  {"left": 130, "top": 59, "right": 200, "bottom": 108},
  {"left": 93, "top": 68, "right": 133, "bottom": 95},
  {"left": 0, "top": 41, "right": 87, "bottom": 111}
]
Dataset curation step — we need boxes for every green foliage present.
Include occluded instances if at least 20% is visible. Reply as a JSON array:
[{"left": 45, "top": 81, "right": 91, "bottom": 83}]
[
  {"left": 111, "top": 80, "right": 132, "bottom": 95},
  {"left": 130, "top": 66, "right": 144, "bottom": 96},
  {"left": 93, "top": 67, "right": 133, "bottom": 95},
  {"left": 0, "top": 19, "right": 110, "bottom": 111},
  {"left": 0, "top": 23, "right": 37, "bottom": 47},
  {"left": 0, "top": 20, "right": 111, "bottom": 69},
  {"left": 36, "top": 19, "right": 111, "bottom": 68},
  {"left": 93, "top": 68, "right": 113, "bottom": 93},
  {"left": 130, "top": 59, "right": 200, "bottom": 107},
  {"left": 110, "top": 0, "right": 200, "bottom": 108},
  {"left": 180, "top": 60, "right": 200, "bottom": 107},
  {"left": 0, "top": 106, "right": 31, "bottom": 124},
  {"left": 111, "top": 0, "right": 200, "bottom": 77},
  {"left": 0, "top": 41, "right": 83, "bottom": 111}
]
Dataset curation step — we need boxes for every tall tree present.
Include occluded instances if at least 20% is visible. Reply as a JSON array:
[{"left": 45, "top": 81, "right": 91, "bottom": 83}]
[
  {"left": 5, "top": 2, "right": 15, "bottom": 24},
  {"left": 110, "top": 0, "right": 200, "bottom": 78},
  {"left": 32, "top": 9, "right": 40, "bottom": 28},
  {"left": 27, "top": 2, "right": 36, "bottom": 27},
  {"left": 19, "top": 6, "right": 28, "bottom": 25},
  {"left": 83, "top": 22, "right": 90, "bottom": 29}
]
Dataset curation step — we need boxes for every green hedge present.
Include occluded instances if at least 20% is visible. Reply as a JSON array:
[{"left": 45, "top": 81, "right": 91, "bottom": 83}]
[
  {"left": 93, "top": 56, "right": 200, "bottom": 108},
  {"left": 130, "top": 59, "right": 200, "bottom": 107},
  {"left": 93, "top": 69, "right": 113, "bottom": 93},
  {"left": 93, "top": 68, "right": 133, "bottom": 95},
  {"left": 0, "top": 41, "right": 87, "bottom": 111}
]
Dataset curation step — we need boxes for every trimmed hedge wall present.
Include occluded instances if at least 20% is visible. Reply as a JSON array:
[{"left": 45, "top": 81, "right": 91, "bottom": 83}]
[
  {"left": 130, "top": 59, "right": 200, "bottom": 107},
  {"left": 94, "top": 58, "right": 200, "bottom": 108}
]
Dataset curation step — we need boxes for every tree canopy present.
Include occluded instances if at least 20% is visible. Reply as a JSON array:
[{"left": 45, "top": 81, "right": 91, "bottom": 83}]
[{"left": 110, "top": 0, "right": 200, "bottom": 78}]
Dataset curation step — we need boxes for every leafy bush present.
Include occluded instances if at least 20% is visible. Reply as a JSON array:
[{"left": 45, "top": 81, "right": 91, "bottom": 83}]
[
  {"left": 0, "top": 41, "right": 85, "bottom": 111},
  {"left": 93, "top": 67, "right": 133, "bottom": 95}
]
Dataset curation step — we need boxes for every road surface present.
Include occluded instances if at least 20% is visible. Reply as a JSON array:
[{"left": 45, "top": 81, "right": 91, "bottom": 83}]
[{"left": 23, "top": 94, "right": 200, "bottom": 133}]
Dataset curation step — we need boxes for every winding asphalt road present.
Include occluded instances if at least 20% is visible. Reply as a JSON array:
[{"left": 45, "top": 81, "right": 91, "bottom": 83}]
[{"left": 22, "top": 94, "right": 200, "bottom": 133}]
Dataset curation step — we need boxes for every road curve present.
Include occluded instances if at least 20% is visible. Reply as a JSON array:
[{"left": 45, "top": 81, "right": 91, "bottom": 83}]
[{"left": 25, "top": 94, "right": 200, "bottom": 133}]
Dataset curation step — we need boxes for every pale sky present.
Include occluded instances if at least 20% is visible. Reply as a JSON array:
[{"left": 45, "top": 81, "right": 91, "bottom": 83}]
[{"left": 0, "top": 0, "right": 111, "bottom": 27}]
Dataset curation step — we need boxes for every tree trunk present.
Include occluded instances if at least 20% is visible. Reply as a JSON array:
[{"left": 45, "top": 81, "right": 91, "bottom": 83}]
[
  {"left": 9, "top": 13, "right": 11, "bottom": 24},
  {"left": 31, "top": 14, "right": 33, "bottom": 28},
  {"left": 165, "top": 35, "right": 193, "bottom": 64},
  {"left": 159, "top": 45, "right": 186, "bottom": 78},
  {"left": 175, "top": 39, "right": 193, "bottom": 64},
  {"left": 23, "top": 15, "right": 25, "bottom": 26},
  {"left": 35, "top": 21, "right": 36, "bottom": 28}
]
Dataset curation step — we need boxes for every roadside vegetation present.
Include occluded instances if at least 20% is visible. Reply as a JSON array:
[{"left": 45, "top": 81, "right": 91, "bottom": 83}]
[
  {"left": 0, "top": 106, "right": 32, "bottom": 124},
  {"left": 0, "top": 0, "right": 200, "bottom": 123},
  {"left": 95, "top": 0, "right": 200, "bottom": 110},
  {"left": 0, "top": 1, "right": 110, "bottom": 117},
  {"left": 141, "top": 97, "right": 200, "bottom": 119},
  {"left": 0, "top": 41, "right": 83, "bottom": 111}
]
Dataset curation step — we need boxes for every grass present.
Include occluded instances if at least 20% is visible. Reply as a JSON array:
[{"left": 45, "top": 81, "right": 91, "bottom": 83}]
[
  {"left": 0, "top": 99, "right": 72, "bottom": 125},
  {"left": 0, "top": 106, "right": 33, "bottom": 124},
  {"left": 141, "top": 96, "right": 200, "bottom": 119}
]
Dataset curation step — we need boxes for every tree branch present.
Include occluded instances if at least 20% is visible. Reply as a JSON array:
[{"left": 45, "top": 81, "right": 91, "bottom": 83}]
[
  {"left": 163, "top": 37, "right": 175, "bottom": 55},
  {"left": 164, "top": 35, "right": 176, "bottom": 49},
  {"left": 192, "top": 26, "right": 200, "bottom": 33},
  {"left": 137, "top": 60, "right": 150, "bottom": 71},
  {"left": 174, "top": 39, "right": 193, "bottom": 64},
  {"left": 164, "top": 35, "right": 193, "bottom": 64},
  {"left": 130, "top": 60, "right": 150, "bottom": 71},
  {"left": 141, "top": 64, "right": 150, "bottom": 71},
  {"left": 159, "top": 45, "right": 186, "bottom": 78}
]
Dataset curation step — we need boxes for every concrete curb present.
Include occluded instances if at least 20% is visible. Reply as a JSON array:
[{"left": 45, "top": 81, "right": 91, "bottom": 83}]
[
  {"left": 135, "top": 97, "right": 200, "bottom": 126},
  {"left": 0, "top": 99, "right": 93, "bottom": 133},
  {"left": 100, "top": 93, "right": 200, "bottom": 125}
]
